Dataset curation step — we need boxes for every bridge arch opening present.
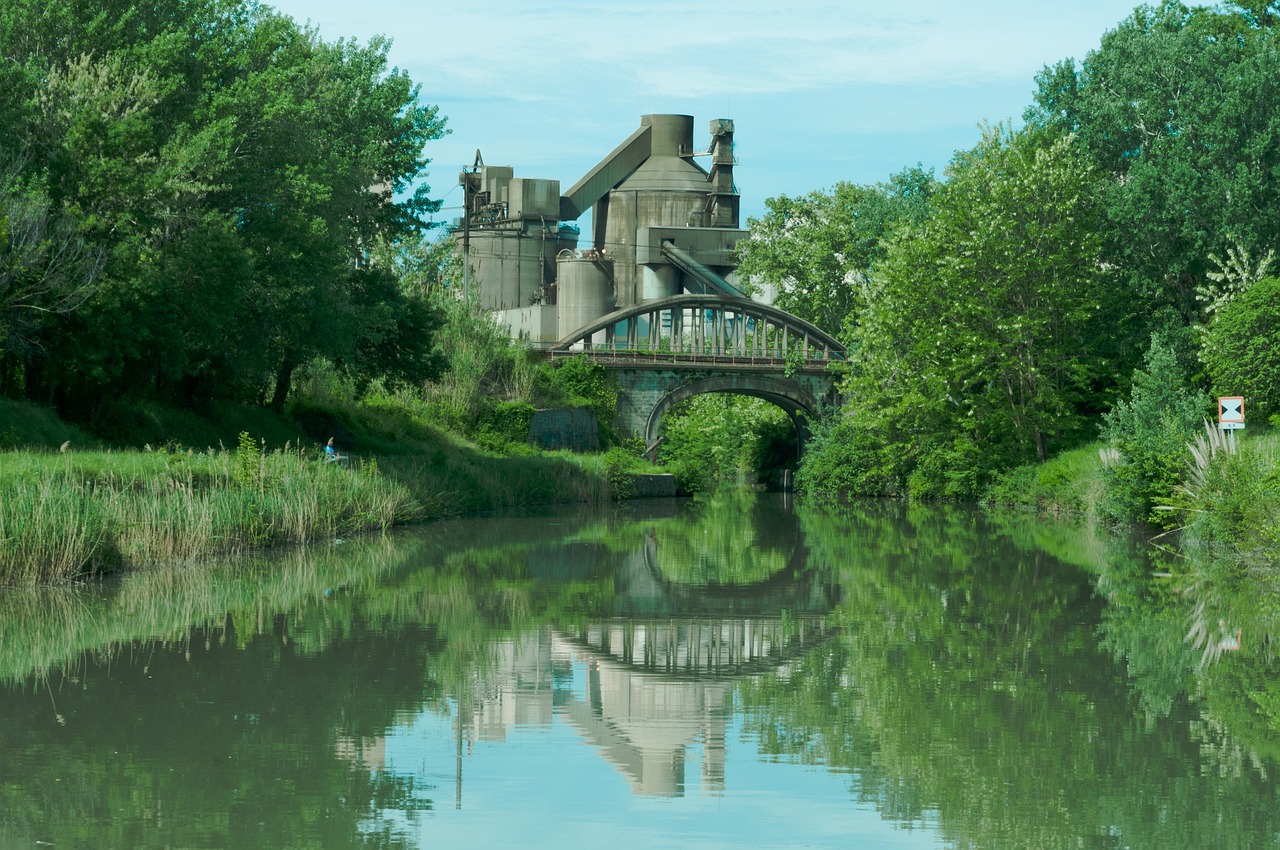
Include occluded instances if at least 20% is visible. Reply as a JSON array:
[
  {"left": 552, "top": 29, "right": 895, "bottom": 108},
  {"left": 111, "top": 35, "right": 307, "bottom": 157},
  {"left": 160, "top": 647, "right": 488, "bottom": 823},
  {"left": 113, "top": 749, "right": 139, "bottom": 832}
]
[
  {"left": 645, "top": 374, "right": 821, "bottom": 449},
  {"left": 646, "top": 378, "right": 819, "bottom": 450},
  {"left": 646, "top": 376, "right": 823, "bottom": 489}
]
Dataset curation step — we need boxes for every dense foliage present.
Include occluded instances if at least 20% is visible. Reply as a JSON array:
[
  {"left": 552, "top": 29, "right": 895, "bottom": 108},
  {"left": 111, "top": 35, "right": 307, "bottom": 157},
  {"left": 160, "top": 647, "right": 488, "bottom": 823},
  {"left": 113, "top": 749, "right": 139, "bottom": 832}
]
[
  {"left": 735, "top": 166, "right": 937, "bottom": 335},
  {"left": 1201, "top": 275, "right": 1280, "bottom": 420},
  {"left": 1099, "top": 333, "right": 1210, "bottom": 525},
  {"left": 0, "top": 0, "right": 446, "bottom": 417},
  {"left": 657, "top": 394, "right": 796, "bottom": 492},
  {"left": 848, "top": 124, "right": 1114, "bottom": 497},
  {"left": 790, "top": 1, "right": 1280, "bottom": 512}
]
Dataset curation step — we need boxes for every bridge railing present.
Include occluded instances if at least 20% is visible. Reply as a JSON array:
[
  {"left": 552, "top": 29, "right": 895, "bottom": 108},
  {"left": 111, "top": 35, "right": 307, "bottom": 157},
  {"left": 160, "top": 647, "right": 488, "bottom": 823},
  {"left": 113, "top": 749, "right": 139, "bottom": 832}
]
[
  {"left": 548, "top": 347, "right": 837, "bottom": 373},
  {"left": 553, "top": 295, "right": 847, "bottom": 365}
]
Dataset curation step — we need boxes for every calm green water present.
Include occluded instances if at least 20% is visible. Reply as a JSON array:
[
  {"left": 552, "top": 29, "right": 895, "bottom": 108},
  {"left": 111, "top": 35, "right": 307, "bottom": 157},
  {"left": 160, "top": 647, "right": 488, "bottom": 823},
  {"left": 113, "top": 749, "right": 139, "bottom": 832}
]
[{"left": 3, "top": 493, "right": 1279, "bottom": 849}]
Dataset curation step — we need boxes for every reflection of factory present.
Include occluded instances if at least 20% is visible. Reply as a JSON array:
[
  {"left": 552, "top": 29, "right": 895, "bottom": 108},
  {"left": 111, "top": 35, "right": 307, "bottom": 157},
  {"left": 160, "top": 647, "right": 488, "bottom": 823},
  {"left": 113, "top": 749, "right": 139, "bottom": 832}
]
[
  {"left": 452, "top": 114, "right": 749, "bottom": 345},
  {"left": 455, "top": 619, "right": 829, "bottom": 797}
]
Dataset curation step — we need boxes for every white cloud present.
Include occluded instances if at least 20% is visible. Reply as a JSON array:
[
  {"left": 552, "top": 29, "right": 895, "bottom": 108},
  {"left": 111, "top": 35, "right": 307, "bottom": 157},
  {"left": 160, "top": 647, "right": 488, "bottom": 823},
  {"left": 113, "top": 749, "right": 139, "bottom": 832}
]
[{"left": 285, "top": 0, "right": 1134, "bottom": 98}]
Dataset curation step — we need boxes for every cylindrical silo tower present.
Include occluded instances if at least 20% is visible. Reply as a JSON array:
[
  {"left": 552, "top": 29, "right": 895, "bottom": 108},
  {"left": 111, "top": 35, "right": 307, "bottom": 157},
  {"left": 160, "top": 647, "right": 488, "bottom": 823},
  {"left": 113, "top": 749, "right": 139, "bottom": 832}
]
[
  {"left": 604, "top": 115, "right": 714, "bottom": 308},
  {"left": 557, "top": 254, "right": 615, "bottom": 346}
]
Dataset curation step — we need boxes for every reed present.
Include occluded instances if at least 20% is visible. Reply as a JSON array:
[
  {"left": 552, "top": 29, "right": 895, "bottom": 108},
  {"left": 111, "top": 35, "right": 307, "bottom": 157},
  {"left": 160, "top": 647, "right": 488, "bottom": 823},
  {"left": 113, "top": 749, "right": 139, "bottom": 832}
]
[
  {"left": 0, "top": 533, "right": 415, "bottom": 683},
  {"left": 0, "top": 447, "right": 425, "bottom": 585},
  {"left": 0, "top": 476, "right": 116, "bottom": 584}
]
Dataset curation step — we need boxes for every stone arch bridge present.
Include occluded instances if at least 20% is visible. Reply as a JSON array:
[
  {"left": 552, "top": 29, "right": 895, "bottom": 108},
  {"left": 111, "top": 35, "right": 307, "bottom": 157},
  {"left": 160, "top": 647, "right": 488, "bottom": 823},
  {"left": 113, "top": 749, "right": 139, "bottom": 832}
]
[{"left": 550, "top": 294, "right": 845, "bottom": 450}]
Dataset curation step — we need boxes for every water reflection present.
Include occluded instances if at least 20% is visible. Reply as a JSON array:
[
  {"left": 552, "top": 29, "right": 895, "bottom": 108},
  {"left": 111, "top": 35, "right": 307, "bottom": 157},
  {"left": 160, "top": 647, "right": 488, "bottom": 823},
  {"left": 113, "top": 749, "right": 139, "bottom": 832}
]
[{"left": 2, "top": 494, "right": 1279, "bottom": 849}]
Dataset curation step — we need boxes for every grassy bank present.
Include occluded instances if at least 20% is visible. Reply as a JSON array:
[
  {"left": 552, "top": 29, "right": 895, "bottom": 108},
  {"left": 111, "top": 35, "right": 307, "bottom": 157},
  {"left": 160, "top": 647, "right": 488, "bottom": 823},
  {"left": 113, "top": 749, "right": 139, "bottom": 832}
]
[
  {"left": 984, "top": 442, "right": 1109, "bottom": 518},
  {"left": 985, "top": 426, "right": 1280, "bottom": 560},
  {"left": 0, "top": 398, "right": 650, "bottom": 586},
  {"left": 0, "top": 445, "right": 427, "bottom": 584}
]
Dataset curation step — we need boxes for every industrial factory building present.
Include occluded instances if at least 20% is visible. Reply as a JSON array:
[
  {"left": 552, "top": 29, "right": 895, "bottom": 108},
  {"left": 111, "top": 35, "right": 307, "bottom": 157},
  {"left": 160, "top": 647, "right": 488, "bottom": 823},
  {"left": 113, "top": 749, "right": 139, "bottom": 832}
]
[{"left": 451, "top": 114, "right": 751, "bottom": 345}]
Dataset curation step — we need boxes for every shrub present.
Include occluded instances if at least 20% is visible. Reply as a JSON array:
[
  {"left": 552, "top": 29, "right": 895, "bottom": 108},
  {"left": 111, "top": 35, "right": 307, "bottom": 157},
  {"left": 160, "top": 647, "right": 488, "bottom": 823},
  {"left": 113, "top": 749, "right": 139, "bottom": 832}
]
[
  {"left": 795, "top": 418, "right": 899, "bottom": 497},
  {"left": 1100, "top": 334, "right": 1209, "bottom": 526},
  {"left": 1202, "top": 275, "right": 1280, "bottom": 421},
  {"left": 470, "top": 401, "right": 537, "bottom": 454}
]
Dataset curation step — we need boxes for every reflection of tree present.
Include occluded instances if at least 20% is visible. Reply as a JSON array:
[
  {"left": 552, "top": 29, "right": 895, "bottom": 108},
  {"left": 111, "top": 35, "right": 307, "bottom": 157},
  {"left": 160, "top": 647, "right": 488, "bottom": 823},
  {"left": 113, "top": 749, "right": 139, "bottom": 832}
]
[
  {"left": 1, "top": 618, "right": 437, "bottom": 849},
  {"left": 9, "top": 498, "right": 1280, "bottom": 848},
  {"left": 1098, "top": 539, "right": 1280, "bottom": 765},
  {"left": 633, "top": 490, "right": 803, "bottom": 587},
  {"left": 0, "top": 519, "right": 615, "bottom": 849},
  {"left": 0, "top": 535, "right": 410, "bottom": 684},
  {"left": 737, "top": 500, "right": 1280, "bottom": 850}
]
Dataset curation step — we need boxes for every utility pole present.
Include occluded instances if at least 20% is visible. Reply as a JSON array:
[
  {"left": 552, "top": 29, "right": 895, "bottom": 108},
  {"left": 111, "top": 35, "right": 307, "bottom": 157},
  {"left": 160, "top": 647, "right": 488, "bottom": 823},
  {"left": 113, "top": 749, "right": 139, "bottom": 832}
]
[{"left": 461, "top": 149, "right": 483, "bottom": 303}]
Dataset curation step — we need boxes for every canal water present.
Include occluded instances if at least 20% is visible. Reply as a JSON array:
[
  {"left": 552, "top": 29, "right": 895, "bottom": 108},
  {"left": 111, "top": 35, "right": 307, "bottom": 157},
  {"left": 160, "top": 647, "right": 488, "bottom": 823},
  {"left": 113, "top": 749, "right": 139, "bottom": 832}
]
[{"left": 2, "top": 492, "right": 1278, "bottom": 849}]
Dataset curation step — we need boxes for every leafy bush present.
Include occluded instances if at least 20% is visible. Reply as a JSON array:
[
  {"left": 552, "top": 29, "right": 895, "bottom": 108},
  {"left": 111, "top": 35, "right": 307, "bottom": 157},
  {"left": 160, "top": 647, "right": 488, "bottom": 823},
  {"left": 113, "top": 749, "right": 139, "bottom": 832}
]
[
  {"left": 905, "top": 435, "right": 990, "bottom": 501},
  {"left": 1202, "top": 275, "right": 1280, "bottom": 421},
  {"left": 795, "top": 418, "right": 899, "bottom": 497},
  {"left": 658, "top": 395, "right": 791, "bottom": 493},
  {"left": 532, "top": 354, "right": 619, "bottom": 443},
  {"left": 470, "top": 401, "right": 536, "bottom": 454},
  {"left": 1100, "top": 334, "right": 1209, "bottom": 526}
]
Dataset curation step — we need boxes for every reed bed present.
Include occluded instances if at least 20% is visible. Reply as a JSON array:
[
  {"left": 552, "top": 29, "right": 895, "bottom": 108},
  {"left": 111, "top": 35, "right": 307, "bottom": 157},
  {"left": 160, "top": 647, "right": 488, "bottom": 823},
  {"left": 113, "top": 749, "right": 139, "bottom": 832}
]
[
  {"left": 1, "top": 427, "right": 631, "bottom": 585},
  {"left": 0, "top": 446, "right": 425, "bottom": 585},
  {"left": 0, "top": 533, "right": 414, "bottom": 683}
]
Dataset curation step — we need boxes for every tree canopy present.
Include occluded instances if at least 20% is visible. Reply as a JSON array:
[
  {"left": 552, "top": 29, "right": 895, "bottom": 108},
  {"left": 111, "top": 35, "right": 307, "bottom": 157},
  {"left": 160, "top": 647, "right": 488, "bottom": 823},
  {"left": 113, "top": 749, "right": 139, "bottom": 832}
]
[
  {"left": 847, "top": 124, "right": 1114, "bottom": 496},
  {"left": 0, "top": 0, "right": 447, "bottom": 413},
  {"left": 1027, "top": 0, "right": 1280, "bottom": 326},
  {"left": 734, "top": 166, "right": 937, "bottom": 338}
]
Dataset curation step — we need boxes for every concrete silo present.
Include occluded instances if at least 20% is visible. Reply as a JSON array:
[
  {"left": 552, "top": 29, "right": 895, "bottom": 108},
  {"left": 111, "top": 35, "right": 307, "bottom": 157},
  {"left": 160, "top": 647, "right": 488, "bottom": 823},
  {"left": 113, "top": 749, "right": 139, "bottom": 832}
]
[{"left": 452, "top": 113, "right": 748, "bottom": 345}]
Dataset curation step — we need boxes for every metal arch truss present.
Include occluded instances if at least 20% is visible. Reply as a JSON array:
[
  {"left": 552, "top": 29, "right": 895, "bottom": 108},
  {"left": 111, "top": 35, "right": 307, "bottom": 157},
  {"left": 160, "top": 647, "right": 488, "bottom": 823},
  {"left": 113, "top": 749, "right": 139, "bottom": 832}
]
[{"left": 552, "top": 294, "right": 846, "bottom": 368}]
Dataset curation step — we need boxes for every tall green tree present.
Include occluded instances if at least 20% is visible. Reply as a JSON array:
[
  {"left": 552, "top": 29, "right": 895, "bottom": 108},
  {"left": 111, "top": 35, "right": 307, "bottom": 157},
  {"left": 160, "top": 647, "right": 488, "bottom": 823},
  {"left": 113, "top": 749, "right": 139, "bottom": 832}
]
[
  {"left": 735, "top": 166, "right": 937, "bottom": 338},
  {"left": 0, "top": 0, "right": 447, "bottom": 413},
  {"left": 1201, "top": 275, "right": 1280, "bottom": 420},
  {"left": 1028, "top": 1, "right": 1280, "bottom": 328},
  {"left": 847, "top": 124, "right": 1114, "bottom": 497}
]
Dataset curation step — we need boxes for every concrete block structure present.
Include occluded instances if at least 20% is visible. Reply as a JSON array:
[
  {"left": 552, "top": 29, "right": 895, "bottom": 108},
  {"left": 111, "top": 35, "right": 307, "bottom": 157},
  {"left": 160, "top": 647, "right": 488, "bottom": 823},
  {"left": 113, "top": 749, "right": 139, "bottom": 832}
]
[{"left": 452, "top": 115, "right": 748, "bottom": 345}]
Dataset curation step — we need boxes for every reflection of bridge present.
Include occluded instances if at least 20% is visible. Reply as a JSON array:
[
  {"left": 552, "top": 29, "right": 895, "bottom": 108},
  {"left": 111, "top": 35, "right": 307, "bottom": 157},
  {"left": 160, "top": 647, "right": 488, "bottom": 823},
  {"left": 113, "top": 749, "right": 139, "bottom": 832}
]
[
  {"left": 459, "top": 618, "right": 830, "bottom": 798},
  {"left": 610, "top": 528, "right": 837, "bottom": 618},
  {"left": 552, "top": 294, "right": 845, "bottom": 447},
  {"left": 445, "top": 502, "right": 838, "bottom": 798}
]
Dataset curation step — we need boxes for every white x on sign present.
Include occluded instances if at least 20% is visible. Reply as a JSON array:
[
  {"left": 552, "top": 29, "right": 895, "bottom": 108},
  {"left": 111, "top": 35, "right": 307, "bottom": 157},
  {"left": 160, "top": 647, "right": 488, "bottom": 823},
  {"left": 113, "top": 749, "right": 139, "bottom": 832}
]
[{"left": 1219, "top": 396, "right": 1245, "bottom": 423}]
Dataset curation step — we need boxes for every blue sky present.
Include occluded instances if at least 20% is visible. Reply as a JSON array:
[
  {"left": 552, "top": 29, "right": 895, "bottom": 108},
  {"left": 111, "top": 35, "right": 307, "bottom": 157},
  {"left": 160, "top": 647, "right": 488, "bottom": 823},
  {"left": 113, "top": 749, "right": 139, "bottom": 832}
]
[{"left": 267, "top": 0, "right": 1152, "bottom": 225}]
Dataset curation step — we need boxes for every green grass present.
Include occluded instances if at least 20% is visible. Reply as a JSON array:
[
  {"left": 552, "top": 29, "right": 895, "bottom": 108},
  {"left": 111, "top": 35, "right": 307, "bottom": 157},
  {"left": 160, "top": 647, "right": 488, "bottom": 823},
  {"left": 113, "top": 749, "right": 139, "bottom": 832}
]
[
  {"left": 0, "top": 394, "right": 662, "bottom": 585},
  {"left": 984, "top": 442, "right": 1107, "bottom": 517},
  {"left": 0, "top": 447, "right": 427, "bottom": 585}
]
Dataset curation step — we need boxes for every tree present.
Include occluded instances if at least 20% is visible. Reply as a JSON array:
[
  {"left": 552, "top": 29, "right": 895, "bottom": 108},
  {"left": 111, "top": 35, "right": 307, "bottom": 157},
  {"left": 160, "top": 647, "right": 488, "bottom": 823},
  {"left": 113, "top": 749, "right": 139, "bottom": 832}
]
[
  {"left": 1201, "top": 275, "right": 1280, "bottom": 420},
  {"left": 0, "top": 163, "right": 103, "bottom": 357},
  {"left": 1027, "top": 1, "right": 1280, "bottom": 330},
  {"left": 1100, "top": 332, "right": 1209, "bottom": 525},
  {"left": 847, "top": 124, "right": 1114, "bottom": 497},
  {"left": 735, "top": 166, "right": 937, "bottom": 337},
  {"left": 0, "top": 0, "right": 448, "bottom": 413}
]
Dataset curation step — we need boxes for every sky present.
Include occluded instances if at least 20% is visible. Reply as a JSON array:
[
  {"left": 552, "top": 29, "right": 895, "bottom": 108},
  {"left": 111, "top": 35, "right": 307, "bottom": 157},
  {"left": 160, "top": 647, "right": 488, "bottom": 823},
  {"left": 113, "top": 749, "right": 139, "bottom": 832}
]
[{"left": 265, "top": 0, "right": 1148, "bottom": 226}]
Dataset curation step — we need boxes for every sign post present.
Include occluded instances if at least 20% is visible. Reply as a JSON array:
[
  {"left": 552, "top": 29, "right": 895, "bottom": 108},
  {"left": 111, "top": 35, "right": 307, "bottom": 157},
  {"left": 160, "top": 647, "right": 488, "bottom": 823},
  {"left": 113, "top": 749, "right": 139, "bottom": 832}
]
[{"left": 1218, "top": 396, "right": 1245, "bottom": 430}]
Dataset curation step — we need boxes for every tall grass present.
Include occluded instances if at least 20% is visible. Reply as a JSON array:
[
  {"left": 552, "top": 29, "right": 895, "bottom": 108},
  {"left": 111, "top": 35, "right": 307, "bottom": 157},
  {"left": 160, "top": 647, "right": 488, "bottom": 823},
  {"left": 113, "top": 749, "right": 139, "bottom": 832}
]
[
  {"left": 1173, "top": 422, "right": 1280, "bottom": 556},
  {"left": 0, "top": 446, "right": 425, "bottom": 585},
  {"left": 1, "top": 431, "right": 645, "bottom": 585},
  {"left": 983, "top": 442, "right": 1108, "bottom": 517}
]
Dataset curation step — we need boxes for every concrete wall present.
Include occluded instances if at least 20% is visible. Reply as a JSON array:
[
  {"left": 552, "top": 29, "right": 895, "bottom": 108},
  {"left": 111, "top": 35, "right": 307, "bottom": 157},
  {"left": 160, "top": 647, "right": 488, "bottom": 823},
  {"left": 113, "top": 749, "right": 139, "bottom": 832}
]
[
  {"left": 528, "top": 407, "right": 600, "bottom": 452},
  {"left": 496, "top": 305, "right": 559, "bottom": 345}
]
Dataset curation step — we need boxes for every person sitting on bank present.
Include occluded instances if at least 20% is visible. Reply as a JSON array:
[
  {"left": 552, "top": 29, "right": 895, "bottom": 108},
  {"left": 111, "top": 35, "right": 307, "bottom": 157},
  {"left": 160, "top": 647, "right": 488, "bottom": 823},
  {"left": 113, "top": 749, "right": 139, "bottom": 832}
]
[{"left": 324, "top": 437, "right": 348, "bottom": 464}]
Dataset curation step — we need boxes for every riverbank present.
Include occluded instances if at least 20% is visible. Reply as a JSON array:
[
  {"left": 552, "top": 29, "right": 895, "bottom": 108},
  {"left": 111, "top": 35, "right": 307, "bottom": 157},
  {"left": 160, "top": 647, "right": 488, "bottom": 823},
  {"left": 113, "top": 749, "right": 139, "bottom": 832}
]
[
  {"left": 0, "top": 399, "right": 651, "bottom": 586},
  {"left": 985, "top": 426, "right": 1280, "bottom": 560}
]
